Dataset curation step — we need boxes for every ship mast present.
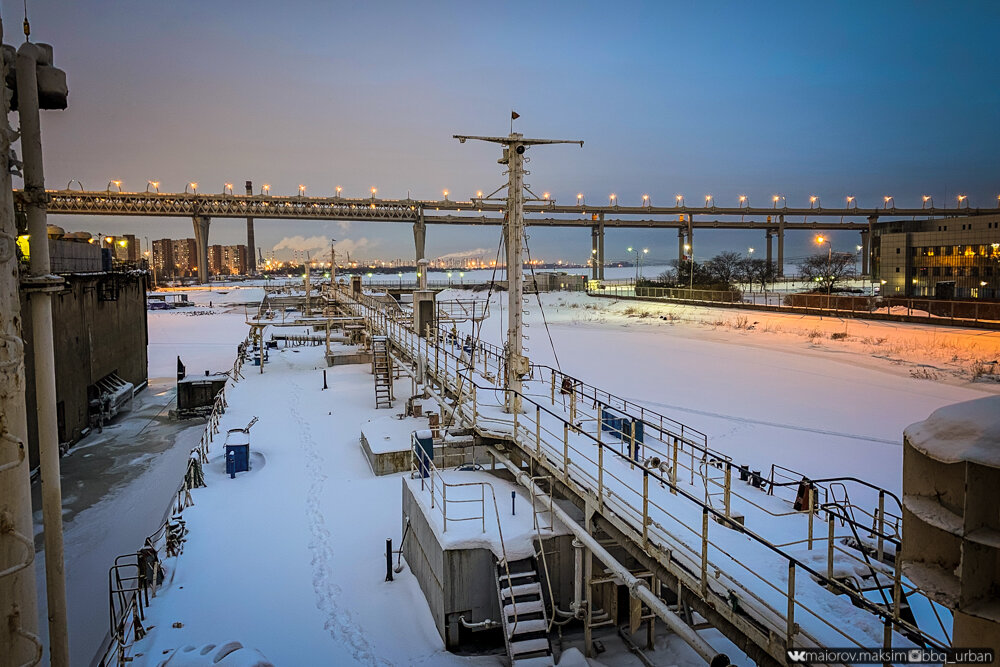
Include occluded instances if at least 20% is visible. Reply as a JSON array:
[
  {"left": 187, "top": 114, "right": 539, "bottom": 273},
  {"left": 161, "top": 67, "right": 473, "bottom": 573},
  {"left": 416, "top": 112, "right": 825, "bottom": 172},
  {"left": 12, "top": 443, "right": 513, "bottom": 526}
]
[{"left": 454, "top": 130, "right": 583, "bottom": 413}]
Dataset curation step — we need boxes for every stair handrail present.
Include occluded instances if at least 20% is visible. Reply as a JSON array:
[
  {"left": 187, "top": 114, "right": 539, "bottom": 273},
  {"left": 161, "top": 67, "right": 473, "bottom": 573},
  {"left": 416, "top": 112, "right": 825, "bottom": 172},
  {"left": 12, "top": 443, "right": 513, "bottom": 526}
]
[{"left": 529, "top": 475, "right": 559, "bottom": 633}]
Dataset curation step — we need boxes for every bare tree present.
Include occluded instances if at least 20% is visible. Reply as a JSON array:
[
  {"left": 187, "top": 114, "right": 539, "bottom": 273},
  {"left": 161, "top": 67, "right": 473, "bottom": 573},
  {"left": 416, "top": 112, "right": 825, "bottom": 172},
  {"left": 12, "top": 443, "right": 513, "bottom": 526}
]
[
  {"left": 797, "top": 252, "right": 855, "bottom": 293},
  {"left": 705, "top": 251, "right": 742, "bottom": 285}
]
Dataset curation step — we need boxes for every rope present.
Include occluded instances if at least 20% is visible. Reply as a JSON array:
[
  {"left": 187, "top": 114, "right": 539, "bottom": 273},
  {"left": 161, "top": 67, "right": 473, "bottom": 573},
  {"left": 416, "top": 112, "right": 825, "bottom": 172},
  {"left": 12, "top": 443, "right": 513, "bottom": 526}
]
[{"left": 523, "top": 232, "right": 562, "bottom": 372}]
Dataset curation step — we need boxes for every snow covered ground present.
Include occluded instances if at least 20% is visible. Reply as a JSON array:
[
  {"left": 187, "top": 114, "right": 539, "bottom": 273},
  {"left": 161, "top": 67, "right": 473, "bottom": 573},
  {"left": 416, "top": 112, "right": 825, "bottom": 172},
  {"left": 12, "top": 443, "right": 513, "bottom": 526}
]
[{"left": 130, "top": 348, "right": 490, "bottom": 666}]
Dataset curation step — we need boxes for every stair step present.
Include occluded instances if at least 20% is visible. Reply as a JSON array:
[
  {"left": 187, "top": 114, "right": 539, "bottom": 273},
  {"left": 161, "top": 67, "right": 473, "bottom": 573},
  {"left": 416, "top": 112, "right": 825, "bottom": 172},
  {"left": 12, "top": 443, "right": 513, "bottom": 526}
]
[
  {"left": 509, "top": 637, "right": 551, "bottom": 657},
  {"left": 504, "top": 599, "right": 544, "bottom": 618},
  {"left": 501, "top": 569, "right": 537, "bottom": 582},
  {"left": 501, "top": 582, "right": 541, "bottom": 599},
  {"left": 511, "top": 657, "right": 553, "bottom": 667},
  {"left": 507, "top": 618, "right": 547, "bottom": 638}
]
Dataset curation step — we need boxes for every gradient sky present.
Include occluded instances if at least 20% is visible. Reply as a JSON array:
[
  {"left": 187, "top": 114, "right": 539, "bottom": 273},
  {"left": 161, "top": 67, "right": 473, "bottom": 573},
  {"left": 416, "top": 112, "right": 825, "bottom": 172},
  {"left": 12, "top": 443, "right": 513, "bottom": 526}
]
[{"left": 11, "top": 0, "right": 1000, "bottom": 265}]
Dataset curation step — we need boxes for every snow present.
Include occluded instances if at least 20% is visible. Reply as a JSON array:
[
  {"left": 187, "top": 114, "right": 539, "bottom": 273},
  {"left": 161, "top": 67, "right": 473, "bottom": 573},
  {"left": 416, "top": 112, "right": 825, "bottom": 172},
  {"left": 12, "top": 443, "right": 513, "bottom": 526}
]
[
  {"left": 362, "top": 413, "right": 433, "bottom": 454},
  {"left": 405, "top": 470, "right": 570, "bottom": 561},
  {"left": 73, "top": 278, "right": 1000, "bottom": 665},
  {"left": 130, "top": 348, "right": 488, "bottom": 666},
  {"left": 903, "top": 395, "right": 1000, "bottom": 466}
]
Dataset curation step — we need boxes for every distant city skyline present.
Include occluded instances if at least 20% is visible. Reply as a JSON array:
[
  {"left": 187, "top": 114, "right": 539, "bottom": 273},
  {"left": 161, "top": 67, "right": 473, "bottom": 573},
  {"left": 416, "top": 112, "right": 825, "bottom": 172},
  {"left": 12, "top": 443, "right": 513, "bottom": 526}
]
[{"left": 15, "top": 0, "right": 999, "bottom": 263}]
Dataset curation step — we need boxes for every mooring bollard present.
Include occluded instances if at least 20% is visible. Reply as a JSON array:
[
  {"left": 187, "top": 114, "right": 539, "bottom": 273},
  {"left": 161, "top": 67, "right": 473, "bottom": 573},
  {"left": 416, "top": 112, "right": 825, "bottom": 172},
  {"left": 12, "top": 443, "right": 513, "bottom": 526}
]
[
  {"left": 385, "top": 538, "right": 393, "bottom": 582},
  {"left": 322, "top": 369, "right": 328, "bottom": 390},
  {"left": 511, "top": 490, "right": 516, "bottom": 516}
]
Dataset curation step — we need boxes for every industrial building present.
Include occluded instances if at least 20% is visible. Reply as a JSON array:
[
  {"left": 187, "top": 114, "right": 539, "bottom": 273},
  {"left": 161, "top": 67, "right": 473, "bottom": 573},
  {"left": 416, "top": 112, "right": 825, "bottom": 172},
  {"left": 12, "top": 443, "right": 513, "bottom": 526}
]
[
  {"left": 17, "top": 228, "right": 148, "bottom": 467},
  {"left": 874, "top": 214, "right": 1000, "bottom": 298}
]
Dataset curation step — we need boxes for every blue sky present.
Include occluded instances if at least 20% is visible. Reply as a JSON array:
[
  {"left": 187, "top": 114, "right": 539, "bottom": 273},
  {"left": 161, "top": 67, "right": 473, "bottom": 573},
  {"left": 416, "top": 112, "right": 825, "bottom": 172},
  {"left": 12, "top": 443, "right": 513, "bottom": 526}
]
[{"left": 13, "top": 0, "right": 1000, "bottom": 265}]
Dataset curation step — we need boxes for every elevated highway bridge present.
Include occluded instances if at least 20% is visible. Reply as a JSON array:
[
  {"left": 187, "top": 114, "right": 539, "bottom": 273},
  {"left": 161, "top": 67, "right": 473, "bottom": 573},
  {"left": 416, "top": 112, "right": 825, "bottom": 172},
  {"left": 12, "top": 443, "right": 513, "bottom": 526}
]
[{"left": 17, "top": 188, "right": 999, "bottom": 283}]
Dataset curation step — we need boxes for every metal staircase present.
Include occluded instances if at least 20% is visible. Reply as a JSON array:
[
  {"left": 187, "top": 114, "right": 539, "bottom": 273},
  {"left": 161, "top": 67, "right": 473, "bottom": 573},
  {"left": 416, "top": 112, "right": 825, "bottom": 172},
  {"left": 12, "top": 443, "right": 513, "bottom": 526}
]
[
  {"left": 372, "top": 336, "right": 393, "bottom": 408},
  {"left": 496, "top": 557, "right": 553, "bottom": 666}
]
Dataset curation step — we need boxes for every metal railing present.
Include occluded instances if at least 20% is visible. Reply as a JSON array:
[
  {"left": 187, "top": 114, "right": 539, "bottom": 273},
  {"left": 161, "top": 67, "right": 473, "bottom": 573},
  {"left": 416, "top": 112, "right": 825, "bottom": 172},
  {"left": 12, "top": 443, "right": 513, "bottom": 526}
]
[
  {"left": 338, "top": 283, "right": 951, "bottom": 662},
  {"left": 408, "top": 434, "right": 525, "bottom": 630},
  {"left": 97, "top": 334, "right": 251, "bottom": 667}
]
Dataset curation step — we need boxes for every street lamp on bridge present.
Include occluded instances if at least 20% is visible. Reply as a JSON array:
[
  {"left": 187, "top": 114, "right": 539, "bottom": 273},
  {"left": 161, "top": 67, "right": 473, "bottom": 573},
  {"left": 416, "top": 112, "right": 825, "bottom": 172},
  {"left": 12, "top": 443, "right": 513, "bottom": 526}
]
[
  {"left": 107, "top": 180, "right": 122, "bottom": 192},
  {"left": 675, "top": 194, "right": 684, "bottom": 207},
  {"left": 922, "top": 195, "right": 933, "bottom": 209},
  {"left": 261, "top": 183, "right": 270, "bottom": 195},
  {"left": 146, "top": 180, "right": 160, "bottom": 193},
  {"left": 883, "top": 195, "right": 894, "bottom": 209},
  {"left": 185, "top": 182, "right": 198, "bottom": 194}
]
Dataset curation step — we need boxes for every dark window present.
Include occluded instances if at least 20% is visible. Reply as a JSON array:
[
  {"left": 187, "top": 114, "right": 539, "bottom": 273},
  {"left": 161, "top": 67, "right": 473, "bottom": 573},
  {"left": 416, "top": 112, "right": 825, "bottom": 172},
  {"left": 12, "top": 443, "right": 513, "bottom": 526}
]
[
  {"left": 971, "top": 267, "right": 979, "bottom": 277},
  {"left": 957, "top": 267, "right": 966, "bottom": 277},
  {"left": 895, "top": 267, "right": 900, "bottom": 273},
  {"left": 987, "top": 267, "right": 994, "bottom": 276},
  {"left": 945, "top": 267, "right": 953, "bottom": 276},
  {"left": 918, "top": 267, "right": 929, "bottom": 276},
  {"left": 933, "top": 267, "right": 941, "bottom": 276}
]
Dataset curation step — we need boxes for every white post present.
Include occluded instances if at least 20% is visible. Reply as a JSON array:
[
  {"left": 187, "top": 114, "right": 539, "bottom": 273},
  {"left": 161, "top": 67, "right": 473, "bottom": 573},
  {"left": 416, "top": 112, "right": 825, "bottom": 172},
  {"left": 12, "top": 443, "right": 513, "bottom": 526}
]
[
  {"left": 17, "top": 41, "right": 70, "bottom": 666},
  {"left": 0, "top": 22, "right": 40, "bottom": 663},
  {"left": 506, "top": 137, "right": 526, "bottom": 414}
]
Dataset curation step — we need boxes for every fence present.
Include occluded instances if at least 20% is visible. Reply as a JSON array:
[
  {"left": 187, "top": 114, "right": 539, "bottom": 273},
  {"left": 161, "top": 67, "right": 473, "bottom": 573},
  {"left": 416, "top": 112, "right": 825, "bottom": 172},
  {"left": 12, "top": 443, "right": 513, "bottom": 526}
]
[{"left": 592, "top": 283, "right": 1000, "bottom": 326}]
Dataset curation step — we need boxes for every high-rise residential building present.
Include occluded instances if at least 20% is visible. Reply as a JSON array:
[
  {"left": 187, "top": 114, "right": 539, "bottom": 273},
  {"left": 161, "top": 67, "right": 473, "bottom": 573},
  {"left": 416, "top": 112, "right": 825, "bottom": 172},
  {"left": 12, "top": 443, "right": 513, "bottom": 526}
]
[
  {"left": 171, "top": 238, "right": 198, "bottom": 276},
  {"left": 208, "top": 245, "right": 224, "bottom": 275},
  {"left": 222, "top": 245, "right": 248, "bottom": 275},
  {"left": 151, "top": 239, "right": 175, "bottom": 276}
]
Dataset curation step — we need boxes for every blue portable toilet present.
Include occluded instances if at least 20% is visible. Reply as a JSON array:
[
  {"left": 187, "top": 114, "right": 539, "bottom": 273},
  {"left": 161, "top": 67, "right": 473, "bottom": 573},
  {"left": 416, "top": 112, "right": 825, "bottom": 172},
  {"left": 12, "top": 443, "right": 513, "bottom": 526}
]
[
  {"left": 414, "top": 429, "right": 434, "bottom": 478},
  {"left": 224, "top": 428, "right": 251, "bottom": 476}
]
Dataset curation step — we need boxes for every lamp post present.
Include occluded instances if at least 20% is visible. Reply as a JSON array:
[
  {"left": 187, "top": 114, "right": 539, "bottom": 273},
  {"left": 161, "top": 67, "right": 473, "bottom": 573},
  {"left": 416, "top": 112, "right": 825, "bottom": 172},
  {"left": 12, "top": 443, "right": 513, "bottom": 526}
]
[
  {"left": 816, "top": 235, "right": 833, "bottom": 294},
  {"left": 684, "top": 243, "right": 694, "bottom": 293},
  {"left": 627, "top": 246, "right": 648, "bottom": 284},
  {"left": 747, "top": 247, "right": 755, "bottom": 294}
]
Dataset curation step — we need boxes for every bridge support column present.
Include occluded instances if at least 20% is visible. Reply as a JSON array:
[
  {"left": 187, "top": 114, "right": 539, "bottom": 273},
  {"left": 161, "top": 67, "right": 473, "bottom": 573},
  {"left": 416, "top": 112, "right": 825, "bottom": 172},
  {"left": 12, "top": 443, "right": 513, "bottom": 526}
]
[
  {"left": 413, "top": 213, "right": 426, "bottom": 268},
  {"left": 865, "top": 216, "right": 876, "bottom": 278},
  {"left": 777, "top": 215, "right": 785, "bottom": 277},
  {"left": 245, "top": 180, "right": 256, "bottom": 274},
  {"left": 591, "top": 225, "right": 599, "bottom": 280},
  {"left": 597, "top": 214, "right": 605, "bottom": 280},
  {"left": 192, "top": 215, "right": 211, "bottom": 284},
  {"left": 766, "top": 229, "right": 774, "bottom": 269},
  {"left": 678, "top": 227, "right": 685, "bottom": 264}
]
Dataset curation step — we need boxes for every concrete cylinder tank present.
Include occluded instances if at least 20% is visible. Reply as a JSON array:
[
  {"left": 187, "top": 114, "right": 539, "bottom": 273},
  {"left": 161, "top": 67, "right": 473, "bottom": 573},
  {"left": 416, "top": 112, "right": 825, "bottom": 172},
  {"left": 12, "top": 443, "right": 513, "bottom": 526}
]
[{"left": 901, "top": 395, "right": 1000, "bottom": 654}]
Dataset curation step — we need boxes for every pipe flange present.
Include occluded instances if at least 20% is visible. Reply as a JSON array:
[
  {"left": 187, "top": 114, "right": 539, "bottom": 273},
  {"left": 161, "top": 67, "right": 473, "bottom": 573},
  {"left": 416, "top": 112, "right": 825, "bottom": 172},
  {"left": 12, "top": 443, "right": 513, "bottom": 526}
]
[
  {"left": 20, "top": 185, "right": 49, "bottom": 207},
  {"left": 19, "top": 274, "right": 64, "bottom": 293}
]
